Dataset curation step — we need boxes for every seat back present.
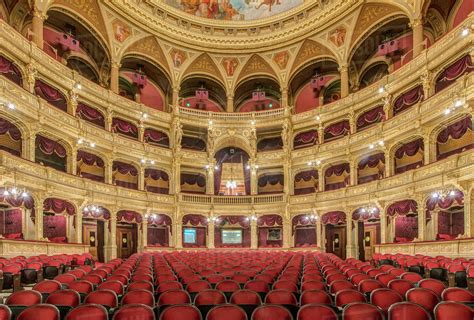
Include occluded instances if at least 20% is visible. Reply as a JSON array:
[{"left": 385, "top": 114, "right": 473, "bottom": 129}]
[
  {"left": 342, "top": 303, "right": 383, "bottom": 320},
  {"left": 187, "top": 280, "right": 212, "bottom": 293},
  {"left": 417, "top": 279, "right": 445, "bottom": 297},
  {"left": 157, "top": 281, "right": 183, "bottom": 293},
  {"left": 67, "top": 280, "right": 94, "bottom": 295},
  {"left": 112, "top": 304, "right": 155, "bottom": 320},
  {"left": 46, "top": 289, "right": 81, "bottom": 307},
  {"left": 216, "top": 280, "right": 241, "bottom": 293},
  {"left": 358, "top": 279, "right": 383, "bottom": 294},
  {"left": 194, "top": 290, "right": 226, "bottom": 306},
  {"left": 330, "top": 280, "right": 354, "bottom": 294},
  {"left": 301, "top": 281, "right": 325, "bottom": 292},
  {"left": 98, "top": 280, "right": 124, "bottom": 295},
  {"left": 230, "top": 290, "right": 262, "bottom": 305},
  {"left": 264, "top": 290, "right": 298, "bottom": 306},
  {"left": 388, "top": 302, "right": 431, "bottom": 320},
  {"left": 159, "top": 305, "right": 202, "bottom": 320},
  {"left": 206, "top": 305, "right": 247, "bottom": 320},
  {"left": 300, "top": 290, "right": 332, "bottom": 306},
  {"left": 158, "top": 289, "right": 191, "bottom": 306},
  {"left": 434, "top": 302, "right": 474, "bottom": 320},
  {"left": 387, "top": 279, "right": 414, "bottom": 297},
  {"left": 17, "top": 304, "right": 60, "bottom": 320},
  {"left": 406, "top": 288, "right": 440, "bottom": 312},
  {"left": 65, "top": 304, "right": 108, "bottom": 320},
  {"left": 33, "top": 280, "right": 62, "bottom": 294},
  {"left": 370, "top": 288, "right": 402, "bottom": 313},
  {"left": 334, "top": 289, "right": 366, "bottom": 307},
  {"left": 297, "top": 304, "right": 337, "bottom": 320},
  {"left": 244, "top": 280, "right": 269, "bottom": 293},
  {"left": 0, "top": 305, "right": 11, "bottom": 320},
  {"left": 441, "top": 287, "right": 474, "bottom": 302},
  {"left": 122, "top": 289, "right": 155, "bottom": 307},
  {"left": 251, "top": 305, "right": 292, "bottom": 320},
  {"left": 6, "top": 290, "right": 42, "bottom": 306},
  {"left": 84, "top": 289, "right": 118, "bottom": 308}
]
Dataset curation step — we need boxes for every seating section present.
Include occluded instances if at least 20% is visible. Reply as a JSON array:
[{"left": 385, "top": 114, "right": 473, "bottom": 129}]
[{"left": 0, "top": 251, "right": 471, "bottom": 319}]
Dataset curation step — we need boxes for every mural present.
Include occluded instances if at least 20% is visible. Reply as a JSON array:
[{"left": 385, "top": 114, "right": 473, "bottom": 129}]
[{"left": 165, "top": 0, "right": 305, "bottom": 21}]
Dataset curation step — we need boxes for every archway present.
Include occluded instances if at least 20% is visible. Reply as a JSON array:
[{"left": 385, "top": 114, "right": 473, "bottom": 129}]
[
  {"left": 82, "top": 206, "right": 110, "bottom": 262},
  {"left": 234, "top": 77, "right": 281, "bottom": 112},
  {"left": 322, "top": 211, "right": 347, "bottom": 259},
  {"left": 214, "top": 147, "right": 250, "bottom": 195},
  {"left": 116, "top": 210, "right": 141, "bottom": 259}
]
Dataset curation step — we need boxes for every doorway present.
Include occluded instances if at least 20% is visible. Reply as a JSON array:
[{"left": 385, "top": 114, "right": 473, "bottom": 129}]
[
  {"left": 82, "top": 219, "right": 105, "bottom": 262},
  {"left": 116, "top": 223, "right": 138, "bottom": 259},
  {"left": 362, "top": 223, "right": 379, "bottom": 261},
  {"left": 325, "top": 225, "right": 346, "bottom": 260}
]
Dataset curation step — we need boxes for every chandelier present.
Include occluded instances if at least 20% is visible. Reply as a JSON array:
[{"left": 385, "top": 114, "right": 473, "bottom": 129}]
[
  {"left": 359, "top": 205, "right": 378, "bottom": 214},
  {"left": 83, "top": 205, "right": 101, "bottom": 215},
  {"left": 226, "top": 179, "right": 237, "bottom": 189},
  {"left": 2, "top": 186, "right": 29, "bottom": 199},
  {"left": 207, "top": 216, "right": 219, "bottom": 223},
  {"left": 246, "top": 214, "right": 258, "bottom": 222},
  {"left": 305, "top": 214, "right": 318, "bottom": 222},
  {"left": 431, "top": 188, "right": 458, "bottom": 200}
]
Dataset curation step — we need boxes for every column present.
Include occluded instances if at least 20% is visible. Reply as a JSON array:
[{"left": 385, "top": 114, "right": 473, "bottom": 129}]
[
  {"left": 206, "top": 166, "right": 215, "bottom": 195},
  {"left": 70, "top": 147, "right": 77, "bottom": 175},
  {"left": 75, "top": 211, "right": 83, "bottom": 243},
  {"left": 104, "top": 213, "right": 117, "bottom": 261},
  {"left": 31, "top": 7, "right": 45, "bottom": 49},
  {"left": 208, "top": 220, "right": 215, "bottom": 248},
  {"left": 34, "top": 195, "right": 44, "bottom": 240},
  {"left": 23, "top": 208, "right": 35, "bottom": 240},
  {"left": 281, "top": 88, "right": 289, "bottom": 108},
  {"left": 175, "top": 223, "right": 183, "bottom": 248},
  {"left": 349, "top": 115, "right": 356, "bottom": 134},
  {"left": 316, "top": 217, "right": 322, "bottom": 248},
  {"left": 142, "top": 220, "right": 148, "bottom": 251},
  {"left": 226, "top": 94, "right": 234, "bottom": 113},
  {"left": 110, "top": 62, "right": 121, "bottom": 94},
  {"left": 251, "top": 219, "right": 258, "bottom": 249},
  {"left": 384, "top": 150, "right": 391, "bottom": 178},
  {"left": 283, "top": 221, "right": 291, "bottom": 248},
  {"left": 321, "top": 223, "right": 326, "bottom": 251},
  {"left": 251, "top": 165, "right": 258, "bottom": 195},
  {"left": 353, "top": 221, "right": 359, "bottom": 260},
  {"left": 423, "top": 137, "right": 430, "bottom": 165},
  {"left": 416, "top": 195, "right": 426, "bottom": 241},
  {"left": 172, "top": 86, "right": 180, "bottom": 107},
  {"left": 349, "top": 161, "right": 357, "bottom": 186},
  {"left": 173, "top": 158, "right": 181, "bottom": 194},
  {"left": 346, "top": 219, "right": 354, "bottom": 258},
  {"left": 138, "top": 126, "right": 145, "bottom": 143},
  {"left": 465, "top": 191, "right": 473, "bottom": 237},
  {"left": 283, "top": 160, "right": 291, "bottom": 194},
  {"left": 380, "top": 212, "right": 387, "bottom": 244},
  {"left": 339, "top": 64, "right": 350, "bottom": 98},
  {"left": 318, "top": 126, "right": 324, "bottom": 144},
  {"left": 138, "top": 167, "right": 145, "bottom": 191},
  {"left": 25, "top": 132, "right": 37, "bottom": 162},
  {"left": 318, "top": 172, "right": 325, "bottom": 192},
  {"left": 105, "top": 160, "right": 113, "bottom": 184},
  {"left": 412, "top": 18, "right": 424, "bottom": 58}
]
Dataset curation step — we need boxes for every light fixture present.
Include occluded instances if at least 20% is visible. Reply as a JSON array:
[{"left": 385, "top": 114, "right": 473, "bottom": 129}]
[
  {"left": 83, "top": 205, "right": 101, "bottom": 214},
  {"left": 74, "top": 82, "right": 82, "bottom": 90},
  {"left": 246, "top": 163, "right": 259, "bottom": 171},
  {"left": 1, "top": 102, "right": 15, "bottom": 110},
  {"left": 431, "top": 188, "right": 458, "bottom": 200},
  {"left": 444, "top": 98, "right": 465, "bottom": 115},
  {"left": 246, "top": 214, "right": 258, "bottom": 222},
  {"left": 250, "top": 120, "right": 256, "bottom": 125},
  {"left": 141, "top": 112, "right": 148, "bottom": 119},
  {"left": 359, "top": 205, "right": 378, "bottom": 214},
  {"left": 378, "top": 86, "right": 385, "bottom": 94},
  {"left": 141, "top": 159, "right": 155, "bottom": 165},
  {"left": 207, "top": 216, "right": 219, "bottom": 223},
  {"left": 461, "top": 27, "right": 470, "bottom": 37},
  {"left": 369, "top": 140, "right": 384, "bottom": 149},
  {"left": 305, "top": 214, "right": 318, "bottom": 223},
  {"left": 226, "top": 179, "right": 237, "bottom": 190},
  {"left": 77, "top": 138, "right": 96, "bottom": 148},
  {"left": 208, "top": 120, "right": 213, "bottom": 125},
  {"left": 315, "top": 115, "right": 321, "bottom": 121},
  {"left": 308, "top": 160, "right": 321, "bottom": 166}
]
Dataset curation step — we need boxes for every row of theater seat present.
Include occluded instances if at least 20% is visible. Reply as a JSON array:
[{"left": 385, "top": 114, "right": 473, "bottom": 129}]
[
  {"left": 0, "top": 251, "right": 472, "bottom": 319},
  {"left": 372, "top": 252, "right": 474, "bottom": 289}
]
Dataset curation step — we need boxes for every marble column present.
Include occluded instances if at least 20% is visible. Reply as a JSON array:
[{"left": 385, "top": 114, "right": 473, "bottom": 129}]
[
  {"left": 208, "top": 220, "right": 215, "bottom": 248},
  {"left": 206, "top": 167, "right": 215, "bottom": 195},
  {"left": 105, "top": 214, "right": 117, "bottom": 261},
  {"left": 226, "top": 94, "right": 234, "bottom": 112},
  {"left": 32, "top": 8, "right": 45, "bottom": 49},
  {"left": 416, "top": 195, "right": 426, "bottom": 241},
  {"left": 412, "top": 18, "right": 424, "bottom": 58},
  {"left": 465, "top": 191, "right": 474, "bottom": 237},
  {"left": 283, "top": 221, "right": 291, "bottom": 248},
  {"left": 316, "top": 217, "right": 322, "bottom": 248},
  {"left": 346, "top": 219, "right": 354, "bottom": 258},
  {"left": 75, "top": 211, "right": 83, "bottom": 244},
  {"left": 339, "top": 65, "right": 350, "bottom": 98},
  {"left": 380, "top": 211, "right": 387, "bottom": 244},
  {"left": 142, "top": 220, "right": 148, "bottom": 251},
  {"left": 110, "top": 62, "right": 121, "bottom": 94},
  {"left": 251, "top": 220, "right": 258, "bottom": 249}
]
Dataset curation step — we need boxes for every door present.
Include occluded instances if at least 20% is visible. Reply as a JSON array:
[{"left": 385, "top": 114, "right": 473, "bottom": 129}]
[
  {"left": 363, "top": 225, "right": 378, "bottom": 261},
  {"left": 116, "top": 224, "right": 138, "bottom": 259},
  {"left": 82, "top": 221, "right": 98, "bottom": 260},
  {"left": 325, "top": 225, "right": 346, "bottom": 260}
]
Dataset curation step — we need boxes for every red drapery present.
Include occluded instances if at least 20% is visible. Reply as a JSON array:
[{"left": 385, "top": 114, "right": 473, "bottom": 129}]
[
  {"left": 257, "top": 214, "right": 283, "bottom": 227},
  {"left": 83, "top": 207, "right": 110, "bottom": 220},
  {"left": 147, "top": 214, "right": 171, "bottom": 229},
  {"left": 257, "top": 137, "right": 283, "bottom": 151},
  {"left": 113, "top": 161, "right": 138, "bottom": 176},
  {"left": 393, "top": 85, "right": 424, "bottom": 115},
  {"left": 112, "top": 118, "right": 138, "bottom": 139},
  {"left": 294, "top": 170, "right": 318, "bottom": 195},
  {"left": 258, "top": 227, "right": 283, "bottom": 248},
  {"left": 387, "top": 200, "right": 417, "bottom": 217},
  {"left": 0, "top": 188, "right": 35, "bottom": 221},
  {"left": 215, "top": 216, "right": 250, "bottom": 248},
  {"left": 258, "top": 174, "right": 284, "bottom": 187},
  {"left": 325, "top": 163, "right": 350, "bottom": 190},
  {"left": 76, "top": 103, "right": 105, "bottom": 128},
  {"left": 144, "top": 128, "right": 169, "bottom": 148},
  {"left": 395, "top": 138, "right": 424, "bottom": 174},
  {"left": 145, "top": 169, "right": 169, "bottom": 194},
  {"left": 358, "top": 153, "right": 385, "bottom": 184},
  {"left": 34, "top": 80, "right": 67, "bottom": 111},
  {"left": 117, "top": 210, "right": 142, "bottom": 223},
  {"left": 324, "top": 120, "right": 350, "bottom": 141},
  {"left": 352, "top": 208, "right": 380, "bottom": 221},
  {"left": 0, "top": 55, "right": 22, "bottom": 85},
  {"left": 357, "top": 106, "right": 385, "bottom": 131},
  {"left": 426, "top": 191, "right": 463, "bottom": 212},
  {"left": 182, "top": 214, "right": 208, "bottom": 227},
  {"left": 436, "top": 55, "right": 474, "bottom": 92},
  {"left": 437, "top": 116, "right": 473, "bottom": 159},
  {"left": 77, "top": 150, "right": 104, "bottom": 167},
  {"left": 43, "top": 198, "right": 75, "bottom": 215},
  {"left": 43, "top": 214, "right": 67, "bottom": 240},
  {"left": 322, "top": 211, "right": 346, "bottom": 225},
  {"left": 35, "top": 135, "right": 67, "bottom": 158},
  {"left": 0, "top": 117, "right": 22, "bottom": 156},
  {"left": 181, "top": 173, "right": 206, "bottom": 187},
  {"left": 0, "top": 209, "right": 22, "bottom": 236},
  {"left": 395, "top": 216, "right": 418, "bottom": 240},
  {"left": 292, "top": 214, "right": 314, "bottom": 234},
  {"left": 293, "top": 130, "right": 318, "bottom": 149}
]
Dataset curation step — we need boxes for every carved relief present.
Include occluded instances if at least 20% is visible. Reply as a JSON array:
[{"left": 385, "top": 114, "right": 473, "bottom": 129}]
[
  {"left": 328, "top": 26, "right": 347, "bottom": 47},
  {"left": 170, "top": 48, "right": 187, "bottom": 68},
  {"left": 273, "top": 51, "right": 290, "bottom": 69},
  {"left": 112, "top": 19, "right": 131, "bottom": 43},
  {"left": 237, "top": 54, "right": 276, "bottom": 83},
  {"left": 124, "top": 36, "right": 169, "bottom": 72},
  {"left": 183, "top": 54, "right": 223, "bottom": 82},
  {"left": 222, "top": 58, "right": 239, "bottom": 77},
  {"left": 291, "top": 40, "right": 335, "bottom": 74}
]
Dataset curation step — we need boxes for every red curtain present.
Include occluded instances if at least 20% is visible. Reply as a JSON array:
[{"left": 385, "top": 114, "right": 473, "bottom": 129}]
[
  {"left": 76, "top": 103, "right": 105, "bottom": 128},
  {"left": 452, "top": 211, "right": 464, "bottom": 236},
  {"left": 43, "top": 198, "right": 75, "bottom": 215},
  {"left": 215, "top": 216, "right": 250, "bottom": 248},
  {"left": 34, "top": 80, "right": 67, "bottom": 111},
  {"left": 145, "top": 169, "right": 169, "bottom": 194},
  {"left": 437, "top": 117, "right": 473, "bottom": 159},
  {"left": 0, "top": 209, "right": 22, "bottom": 235},
  {"left": 358, "top": 153, "right": 385, "bottom": 184},
  {"left": 43, "top": 214, "right": 67, "bottom": 239},
  {"left": 0, "top": 117, "right": 22, "bottom": 156},
  {"left": 112, "top": 118, "right": 138, "bottom": 139},
  {"left": 294, "top": 130, "right": 318, "bottom": 149},
  {"left": 352, "top": 208, "right": 380, "bottom": 221},
  {"left": 292, "top": 214, "right": 314, "bottom": 234},
  {"left": 257, "top": 215, "right": 282, "bottom": 227},
  {"left": 0, "top": 55, "right": 22, "bottom": 85},
  {"left": 436, "top": 55, "right": 474, "bottom": 92},
  {"left": 294, "top": 170, "right": 318, "bottom": 195},
  {"left": 147, "top": 227, "right": 168, "bottom": 246},
  {"left": 117, "top": 210, "right": 142, "bottom": 223},
  {"left": 0, "top": 188, "right": 35, "bottom": 221},
  {"left": 395, "top": 216, "right": 418, "bottom": 240},
  {"left": 387, "top": 200, "right": 417, "bottom": 217},
  {"left": 393, "top": 85, "right": 424, "bottom": 115},
  {"left": 325, "top": 163, "right": 350, "bottom": 191},
  {"left": 182, "top": 214, "right": 208, "bottom": 227},
  {"left": 77, "top": 150, "right": 104, "bottom": 167},
  {"left": 35, "top": 135, "right": 67, "bottom": 158},
  {"left": 144, "top": 128, "right": 169, "bottom": 148},
  {"left": 438, "top": 211, "right": 450, "bottom": 235},
  {"left": 257, "top": 137, "right": 283, "bottom": 151},
  {"left": 426, "top": 192, "right": 463, "bottom": 212},
  {"left": 356, "top": 106, "right": 385, "bottom": 131},
  {"left": 322, "top": 211, "right": 346, "bottom": 225},
  {"left": 324, "top": 120, "right": 350, "bottom": 141},
  {"left": 258, "top": 174, "right": 284, "bottom": 194},
  {"left": 394, "top": 138, "right": 424, "bottom": 174}
]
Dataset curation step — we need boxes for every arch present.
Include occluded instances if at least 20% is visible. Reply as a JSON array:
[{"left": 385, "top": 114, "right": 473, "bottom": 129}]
[
  {"left": 181, "top": 214, "right": 207, "bottom": 248},
  {"left": 0, "top": 116, "right": 23, "bottom": 156},
  {"left": 213, "top": 135, "right": 252, "bottom": 158},
  {"left": 147, "top": 213, "right": 172, "bottom": 247},
  {"left": 0, "top": 53, "right": 24, "bottom": 86},
  {"left": 357, "top": 152, "right": 386, "bottom": 185},
  {"left": 181, "top": 53, "right": 224, "bottom": 84},
  {"left": 180, "top": 172, "right": 206, "bottom": 194},
  {"left": 323, "top": 162, "right": 350, "bottom": 191},
  {"left": 358, "top": 61, "right": 390, "bottom": 89},
  {"left": 234, "top": 76, "right": 281, "bottom": 112},
  {"left": 66, "top": 55, "right": 100, "bottom": 83},
  {"left": 214, "top": 147, "right": 250, "bottom": 196},
  {"left": 43, "top": 197, "right": 77, "bottom": 243},
  {"left": 122, "top": 35, "right": 170, "bottom": 76},
  {"left": 386, "top": 199, "right": 419, "bottom": 242},
  {"left": 144, "top": 128, "right": 169, "bottom": 148},
  {"left": 258, "top": 172, "right": 284, "bottom": 195},
  {"left": 294, "top": 169, "right": 318, "bottom": 195},
  {"left": 76, "top": 102, "right": 106, "bottom": 128},
  {"left": 112, "top": 159, "right": 139, "bottom": 190},
  {"left": 76, "top": 149, "right": 106, "bottom": 183},
  {"left": 289, "top": 39, "right": 339, "bottom": 76},
  {"left": 434, "top": 53, "right": 473, "bottom": 93},
  {"left": 431, "top": 114, "right": 473, "bottom": 161},
  {"left": 144, "top": 168, "right": 170, "bottom": 195},
  {"left": 34, "top": 132, "right": 72, "bottom": 172},
  {"left": 355, "top": 105, "right": 386, "bottom": 132},
  {"left": 236, "top": 54, "right": 278, "bottom": 86},
  {"left": 391, "top": 136, "right": 424, "bottom": 175},
  {"left": 117, "top": 210, "right": 143, "bottom": 224},
  {"left": 323, "top": 118, "right": 350, "bottom": 142},
  {"left": 179, "top": 75, "right": 226, "bottom": 112},
  {"left": 34, "top": 78, "right": 68, "bottom": 112}
]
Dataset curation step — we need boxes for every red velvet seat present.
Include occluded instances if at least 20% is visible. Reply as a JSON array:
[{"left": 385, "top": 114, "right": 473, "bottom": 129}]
[
  {"left": 17, "top": 304, "right": 59, "bottom": 320},
  {"left": 0, "top": 305, "right": 11, "bottom": 320},
  {"left": 300, "top": 290, "right": 332, "bottom": 306},
  {"left": 46, "top": 289, "right": 81, "bottom": 307},
  {"left": 251, "top": 305, "right": 292, "bottom": 320},
  {"left": 326, "top": 273, "right": 346, "bottom": 285},
  {"left": 84, "top": 289, "right": 118, "bottom": 309},
  {"left": 441, "top": 287, "right": 474, "bottom": 302},
  {"left": 297, "top": 304, "right": 337, "bottom": 320},
  {"left": 417, "top": 279, "right": 445, "bottom": 297},
  {"left": 106, "top": 275, "right": 128, "bottom": 286},
  {"left": 67, "top": 280, "right": 94, "bottom": 295},
  {"left": 434, "top": 301, "right": 474, "bottom": 320},
  {"left": 98, "top": 280, "right": 124, "bottom": 295},
  {"left": 216, "top": 280, "right": 241, "bottom": 293},
  {"left": 400, "top": 272, "right": 423, "bottom": 283},
  {"left": 187, "top": 280, "right": 212, "bottom": 293},
  {"left": 273, "top": 281, "right": 298, "bottom": 293},
  {"left": 374, "top": 273, "right": 396, "bottom": 287},
  {"left": 54, "top": 274, "right": 76, "bottom": 285},
  {"left": 158, "top": 289, "right": 191, "bottom": 306},
  {"left": 82, "top": 274, "right": 103, "bottom": 285},
  {"left": 350, "top": 273, "right": 371, "bottom": 285},
  {"left": 206, "top": 305, "right": 247, "bottom": 320},
  {"left": 65, "top": 304, "right": 108, "bottom": 320},
  {"left": 329, "top": 280, "right": 353, "bottom": 294},
  {"left": 33, "top": 280, "right": 62, "bottom": 295},
  {"left": 157, "top": 281, "right": 183, "bottom": 293},
  {"left": 342, "top": 302, "right": 383, "bottom": 320},
  {"left": 244, "top": 280, "right": 269, "bottom": 293},
  {"left": 112, "top": 304, "right": 155, "bottom": 320},
  {"left": 232, "top": 274, "right": 251, "bottom": 284},
  {"left": 230, "top": 290, "right": 262, "bottom": 305},
  {"left": 6, "top": 290, "right": 42, "bottom": 306},
  {"left": 264, "top": 290, "right": 298, "bottom": 306},
  {"left": 388, "top": 302, "right": 430, "bottom": 320},
  {"left": 206, "top": 275, "right": 225, "bottom": 285},
  {"left": 159, "top": 305, "right": 202, "bottom": 320},
  {"left": 301, "top": 281, "right": 325, "bottom": 292},
  {"left": 406, "top": 288, "right": 440, "bottom": 312},
  {"left": 127, "top": 280, "right": 154, "bottom": 293},
  {"left": 194, "top": 290, "right": 227, "bottom": 306},
  {"left": 358, "top": 279, "right": 383, "bottom": 294},
  {"left": 387, "top": 279, "right": 414, "bottom": 296},
  {"left": 335, "top": 289, "right": 366, "bottom": 307},
  {"left": 370, "top": 288, "right": 403, "bottom": 314},
  {"left": 122, "top": 289, "right": 155, "bottom": 307}
]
